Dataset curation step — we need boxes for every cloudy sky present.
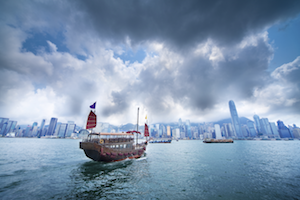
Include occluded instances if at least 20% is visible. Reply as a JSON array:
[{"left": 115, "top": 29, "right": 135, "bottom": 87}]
[{"left": 0, "top": 0, "right": 300, "bottom": 127}]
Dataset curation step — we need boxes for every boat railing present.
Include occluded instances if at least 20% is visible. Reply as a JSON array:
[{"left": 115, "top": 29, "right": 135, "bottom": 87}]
[{"left": 82, "top": 137, "right": 134, "bottom": 144}]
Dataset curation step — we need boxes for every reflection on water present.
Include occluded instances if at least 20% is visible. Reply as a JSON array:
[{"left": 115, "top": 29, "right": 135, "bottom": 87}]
[
  {"left": 78, "top": 160, "right": 134, "bottom": 180},
  {"left": 66, "top": 158, "right": 148, "bottom": 199},
  {"left": 1, "top": 139, "right": 300, "bottom": 200}
]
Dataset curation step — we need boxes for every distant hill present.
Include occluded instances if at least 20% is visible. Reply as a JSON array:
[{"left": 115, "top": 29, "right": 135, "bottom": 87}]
[
  {"left": 213, "top": 117, "right": 252, "bottom": 126},
  {"left": 118, "top": 123, "right": 144, "bottom": 131}
]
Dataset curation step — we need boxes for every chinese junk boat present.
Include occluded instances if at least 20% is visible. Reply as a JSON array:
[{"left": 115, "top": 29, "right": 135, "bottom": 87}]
[{"left": 80, "top": 106, "right": 148, "bottom": 162}]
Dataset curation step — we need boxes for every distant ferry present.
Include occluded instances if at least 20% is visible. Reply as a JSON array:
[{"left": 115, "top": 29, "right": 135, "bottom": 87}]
[
  {"left": 203, "top": 138, "right": 233, "bottom": 143},
  {"left": 149, "top": 140, "right": 172, "bottom": 143}
]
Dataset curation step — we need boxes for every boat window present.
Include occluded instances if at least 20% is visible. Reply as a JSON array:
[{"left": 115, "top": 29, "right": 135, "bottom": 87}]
[{"left": 116, "top": 145, "right": 119, "bottom": 148}]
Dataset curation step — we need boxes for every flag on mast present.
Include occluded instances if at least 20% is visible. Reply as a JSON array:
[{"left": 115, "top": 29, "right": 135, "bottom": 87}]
[{"left": 90, "top": 102, "right": 96, "bottom": 109}]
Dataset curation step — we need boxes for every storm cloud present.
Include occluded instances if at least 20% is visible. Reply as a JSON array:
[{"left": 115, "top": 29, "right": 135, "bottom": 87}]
[{"left": 0, "top": 0, "right": 300, "bottom": 125}]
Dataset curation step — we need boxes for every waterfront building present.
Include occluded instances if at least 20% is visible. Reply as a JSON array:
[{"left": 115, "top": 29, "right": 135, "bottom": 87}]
[
  {"left": 229, "top": 100, "right": 243, "bottom": 138},
  {"left": 203, "top": 132, "right": 212, "bottom": 139},
  {"left": 288, "top": 125, "right": 295, "bottom": 138},
  {"left": 31, "top": 126, "right": 38, "bottom": 137},
  {"left": 0, "top": 122, "right": 8, "bottom": 136},
  {"left": 223, "top": 123, "right": 235, "bottom": 138},
  {"left": 65, "top": 121, "right": 75, "bottom": 137},
  {"left": 292, "top": 128, "right": 300, "bottom": 138},
  {"left": 24, "top": 125, "right": 32, "bottom": 137},
  {"left": 269, "top": 122, "right": 279, "bottom": 136},
  {"left": 38, "top": 119, "right": 46, "bottom": 137},
  {"left": 247, "top": 120, "right": 256, "bottom": 137},
  {"left": 175, "top": 128, "right": 180, "bottom": 139},
  {"left": 186, "top": 120, "right": 191, "bottom": 138},
  {"left": 0, "top": 118, "right": 9, "bottom": 135},
  {"left": 47, "top": 118, "right": 58, "bottom": 136},
  {"left": 178, "top": 118, "right": 182, "bottom": 126},
  {"left": 2, "top": 120, "right": 13, "bottom": 136},
  {"left": 253, "top": 115, "right": 261, "bottom": 133},
  {"left": 65, "top": 123, "right": 76, "bottom": 137},
  {"left": 260, "top": 118, "right": 272, "bottom": 136},
  {"left": 54, "top": 123, "right": 61, "bottom": 136},
  {"left": 277, "top": 120, "right": 292, "bottom": 138},
  {"left": 242, "top": 125, "right": 249, "bottom": 137},
  {"left": 32, "top": 122, "right": 38, "bottom": 128},
  {"left": 58, "top": 123, "right": 68, "bottom": 138},
  {"left": 167, "top": 126, "right": 171, "bottom": 137},
  {"left": 214, "top": 124, "right": 222, "bottom": 139}
]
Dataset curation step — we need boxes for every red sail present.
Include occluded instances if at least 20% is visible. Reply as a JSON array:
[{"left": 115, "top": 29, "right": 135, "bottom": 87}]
[
  {"left": 144, "top": 123, "right": 149, "bottom": 137},
  {"left": 86, "top": 110, "right": 97, "bottom": 129}
]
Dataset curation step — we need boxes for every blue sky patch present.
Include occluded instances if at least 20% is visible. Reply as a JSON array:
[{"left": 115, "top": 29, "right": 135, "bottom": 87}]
[
  {"left": 268, "top": 15, "right": 300, "bottom": 72},
  {"left": 22, "top": 31, "right": 69, "bottom": 54},
  {"left": 115, "top": 48, "right": 146, "bottom": 64}
]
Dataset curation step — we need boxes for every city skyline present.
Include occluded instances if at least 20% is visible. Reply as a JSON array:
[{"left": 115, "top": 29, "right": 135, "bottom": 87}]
[
  {"left": 1, "top": 99, "right": 298, "bottom": 139},
  {"left": 0, "top": 1, "right": 300, "bottom": 126}
]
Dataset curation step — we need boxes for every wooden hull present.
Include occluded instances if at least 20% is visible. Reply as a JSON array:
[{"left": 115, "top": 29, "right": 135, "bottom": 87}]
[{"left": 80, "top": 142, "right": 146, "bottom": 162}]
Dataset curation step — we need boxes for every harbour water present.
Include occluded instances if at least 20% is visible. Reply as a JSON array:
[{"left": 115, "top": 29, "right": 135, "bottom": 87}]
[{"left": 0, "top": 138, "right": 300, "bottom": 199}]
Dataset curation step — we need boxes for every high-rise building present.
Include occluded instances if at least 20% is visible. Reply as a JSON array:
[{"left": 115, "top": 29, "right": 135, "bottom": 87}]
[
  {"left": 65, "top": 121, "right": 75, "bottom": 137},
  {"left": 47, "top": 118, "right": 58, "bottom": 136},
  {"left": 58, "top": 123, "right": 68, "bottom": 138},
  {"left": 247, "top": 120, "right": 256, "bottom": 137},
  {"left": 167, "top": 126, "right": 171, "bottom": 137},
  {"left": 277, "top": 120, "right": 291, "bottom": 138},
  {"left": 65, "top": 123, "right": 76, "bottom": 137},
  {"left": 253, "top": 115, "right": 261, "bottom": 133},
  {"left": 38, "top": 119, "right": 46, "bottom": 137},
  {"left": 214, "top": 124, "right": 222, "bottom": 139},
  {"left": 0, "top": 118, "right": 9, "bottom": 135},
  {"left": 175, "top": 128, "right": 180, "bottom": 139},
  {"left": 259, "top": 118, "right": 272, "bottom": 135},
  {"left": 186, "top": 120, "right": 191, "bottom": 138},
  {"left": 223, "top": 123, "right": 235, "bottom": 138},
  {"left": 229, "top": 100, "right": 242, "bottom": 138},
  {"left": 2, "top": 120, "right": 13, "bottom": 136},
  {"left": 242, "top": 125, "right": 249, "bottom": 137},
  {"left": 178, "top": 118, "right": 182, "bottom": 126},
  {"left": 32, "top": 122, "right": 38, "bottom": 128},
  {"left": 54, "top": 123, "right": 61, "bottom": 136},
  {"left": 269, "top": 122, "right": 279, "bottom": 136},
  {"left": 292, "top": 128, "right": 300, "bottom": 138},
  {"left": 24, "top": 125, "right": 32, "bottom": 137},
  {"left": 0, "top": 122, "right": 8, "bottom": 136},
  {"left": 31, "top": 126, "right": 39, "bottom": 137}
]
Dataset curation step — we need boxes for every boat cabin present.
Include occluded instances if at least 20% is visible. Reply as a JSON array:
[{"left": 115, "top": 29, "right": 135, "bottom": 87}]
[{"left": 83, "top": 132, "right": 135, "bottom": 149}]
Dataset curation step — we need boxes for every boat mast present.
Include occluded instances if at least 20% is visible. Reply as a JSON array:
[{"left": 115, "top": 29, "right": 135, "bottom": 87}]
[{"left": 136, "top": 107, "right": 139, "bottom": 145}]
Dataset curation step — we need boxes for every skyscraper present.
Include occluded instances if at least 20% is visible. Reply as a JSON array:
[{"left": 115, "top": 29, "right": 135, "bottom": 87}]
[
  {"left": 253, "top": 115, "right": 261, "bottom": 133},
  {"left": 214, "top": 124, "right": 222, "bottom": 139},
  {"left": 65, "top": 123, "right": 76, "bottom": 137},
  {"left": 277, "top": 120, "right": 291, "bottom": 138},
  {"left": 269, "top": 122, "right": 279, "bottom": 136},
  {"left": 47, "top": 118, "right": 58, "bottom": 136},
  {"left": 247, "top": 120, "right": 257, "bottom": 137},
  {"left": 186, "top": 120, "right": 191, "bottom": 138},
  {"left": 229, "top": 100, "right": 242, "bottom": 138},
  {"left": 38, "top": 119, "right": 46, "bottom": 137},
  {"left": 223, "top": 123, "right": 235, "bottom": 138},
  {"left": 58, "top": 123, "right": 68, "bottom": 138},
  {"left": 259, "top": 118, "right": 272, "bottom": 135}
]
